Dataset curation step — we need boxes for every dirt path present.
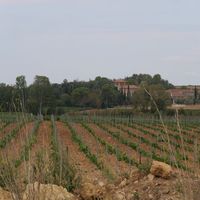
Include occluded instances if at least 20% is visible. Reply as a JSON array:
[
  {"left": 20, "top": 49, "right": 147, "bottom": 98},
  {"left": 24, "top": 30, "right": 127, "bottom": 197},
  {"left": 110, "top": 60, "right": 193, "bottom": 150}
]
[
  {"left": 56, "top": 121, "right": 108, "bottom": 184},
  {"left": 29, "top": 121, "right": 51, "bottom": 159}
]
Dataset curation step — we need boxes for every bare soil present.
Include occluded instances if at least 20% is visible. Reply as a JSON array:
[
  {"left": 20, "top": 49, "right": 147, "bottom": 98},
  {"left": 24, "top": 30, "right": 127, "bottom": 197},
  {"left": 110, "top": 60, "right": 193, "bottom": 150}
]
[
  {"left": 56, "top": 121, "right": 107, "bottom": 184},
  {"left": 72, "top": 123, "right": 134, "bottom": 180}
]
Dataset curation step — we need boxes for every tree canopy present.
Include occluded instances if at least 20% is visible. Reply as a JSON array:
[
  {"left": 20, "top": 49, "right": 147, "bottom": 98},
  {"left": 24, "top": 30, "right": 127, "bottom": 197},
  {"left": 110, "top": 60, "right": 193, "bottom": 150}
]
[
  {"left": 0, "top": 73, "right": 174, "bottom": 114},
  {"left": 125, "top": 73, "right": 174, "bottom": 89}
]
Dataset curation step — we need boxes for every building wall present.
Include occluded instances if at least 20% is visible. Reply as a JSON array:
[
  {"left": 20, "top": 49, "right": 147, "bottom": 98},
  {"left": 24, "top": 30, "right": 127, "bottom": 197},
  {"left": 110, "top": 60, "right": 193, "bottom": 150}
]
[
  {"left": 167, "top": 87, "right": 198, "bottom": 104},
  {"left": 113, "top": 80, "right": 139, "bottom": 96}
]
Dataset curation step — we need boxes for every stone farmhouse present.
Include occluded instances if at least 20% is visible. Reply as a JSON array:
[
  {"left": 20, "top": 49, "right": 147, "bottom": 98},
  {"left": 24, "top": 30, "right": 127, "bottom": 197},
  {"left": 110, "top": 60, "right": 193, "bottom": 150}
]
[
  {"left": 113, "top": 79, "right": 139, "bottom": 96},
  {"left": 167, "top": 86, "right": 200, "bottom": 104},
  {"left": 114, "top": 79, "right": 199, "bottom": 104}
]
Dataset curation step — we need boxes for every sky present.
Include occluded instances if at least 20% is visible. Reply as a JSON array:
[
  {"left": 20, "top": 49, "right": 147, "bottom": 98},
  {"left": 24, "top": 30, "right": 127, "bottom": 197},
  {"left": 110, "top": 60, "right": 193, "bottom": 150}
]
[{"left": 0, "top": 0, "right": 200, "bottom": 85}]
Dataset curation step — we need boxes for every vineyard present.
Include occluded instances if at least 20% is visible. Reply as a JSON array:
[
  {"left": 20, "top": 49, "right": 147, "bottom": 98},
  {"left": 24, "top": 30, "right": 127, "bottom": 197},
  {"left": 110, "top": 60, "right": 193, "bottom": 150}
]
[{"left": 0, "top": 113, "right": 200, "bottom": 199}]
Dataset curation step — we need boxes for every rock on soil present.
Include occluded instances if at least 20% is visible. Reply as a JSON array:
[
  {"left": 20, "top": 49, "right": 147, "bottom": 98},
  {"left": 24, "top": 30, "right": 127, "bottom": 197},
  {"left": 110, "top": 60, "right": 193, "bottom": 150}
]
[
  {"left": 23, "top": 182, "right": 77, "bottom": 200},
  {"left": 79, "top": 182, "right": 127, "bottom": 200},
  {"left": 150, "top": 160, "right": 172, "bottom": 178},
  {"left": 1, "top": 168, "right": 200, "bottom": 200},
  {"left": 0, "top": 187, "right": 12, "bottom": 200},
  {"left": 79, "top": 182, "right": 104, "bottom": 200}
]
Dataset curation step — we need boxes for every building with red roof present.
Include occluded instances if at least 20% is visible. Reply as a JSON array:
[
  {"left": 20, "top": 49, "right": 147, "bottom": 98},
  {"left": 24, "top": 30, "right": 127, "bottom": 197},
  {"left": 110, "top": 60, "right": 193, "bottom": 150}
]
[{"left": 113, "top": 79, "right": 139, "bottom": 96}]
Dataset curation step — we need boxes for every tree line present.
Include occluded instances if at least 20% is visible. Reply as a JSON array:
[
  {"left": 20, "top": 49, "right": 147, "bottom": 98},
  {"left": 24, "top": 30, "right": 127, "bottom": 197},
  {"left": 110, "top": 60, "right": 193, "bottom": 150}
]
[
  {"left": 0, "top": 74, "right": 173, "bottom": 115},
  {"left": 125, "top": 74, "right": 174, "bottom": 89}
]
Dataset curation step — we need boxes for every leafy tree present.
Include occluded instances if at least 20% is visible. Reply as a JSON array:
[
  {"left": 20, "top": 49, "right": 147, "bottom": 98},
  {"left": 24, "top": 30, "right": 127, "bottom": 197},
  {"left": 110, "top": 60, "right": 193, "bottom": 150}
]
[
  {"left": 152, "top": 74, "right": 161, "bottom": 84},
  {"left": 126, "top": 73, "right": 174, "bottom": 89},
  {"left": 87, "top": 92, "right": 101, "bottom": 108},
  {"left": 60, "top": 93, "right": 71, "bottom": 106},
  {"left": 0, "top": 84, "right": 14, "bottom": 112},
  {"left": 147, "top": 84, "right": 171, "bottom": 112},
  {"left": 27, "top": 76, "right": 52, "bottom": 114},
  {"left": 101, "top": 84, "right": 118, "bottom": 108},
  {"left": 15, "top": 75, "right": 27, "bottom": 111},
  {"left": 92, "top": 76, "right": 113, "bottom": 90},
  {"left": 132, "top": 88, "right": 150, "bottom": 111},
  {"left": 132, "top": 84, "right": 171, "bottom": 112},
  {"left": 71, "top": 87, "right": 90, "bottom": 107},
  {"left": 0, "top": 74, "right": 174, "bottom": 114}
]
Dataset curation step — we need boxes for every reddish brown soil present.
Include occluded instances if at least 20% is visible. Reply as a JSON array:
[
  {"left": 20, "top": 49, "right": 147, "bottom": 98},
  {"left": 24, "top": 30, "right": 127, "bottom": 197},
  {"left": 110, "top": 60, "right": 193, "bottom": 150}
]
[
  {"left": 0, "top": 120, "right": 200, "bottom": 199},
  {"left": 18, "top": 121, "right": 52, "bottom": 187},
  {"left": 56, "top": 121, "right": 108, "bottom": 184},
  {"left": 134, "top": 123, "right": 196, "bottom": 154},
  {"left": 121, "top": 123, "right": 197, "bottom": 173},
  {"left": 0, "top": 123, "right": 7, "bottom": 133},
  {"left": 106, "top": 124, "right": 154, "bottom": 150},
  {"left": 0, "top": 123, "right": 17, "bottom": 139},
  {"left": 1, "top": 122, "right": 34, "bottom": 160},
  {"left": 146, "top": 123, "right": 199, "bottom": 142},
  {"left": 30, "top": 121, "right": 51, "bottom": 156},
  {"left": 0, "top": 122, "right": 6, "bottom": 130},
  {"left": 89, "top": 123, "right": 140, "bottom": 166},
  {"left": 105, "top": 124, "right": 168, "bottom": 159},
  {"left": 119, "top": 124, "right": 171, "bottom": 153},
  {"left": 20, "top": 121, "right": 51, "bottom": 163},
  {"left": 126, "top": 123, "right": 188, "bottom": 153},
  {"left": 72, "top": 123, "right": 134, "bottom": 180}
]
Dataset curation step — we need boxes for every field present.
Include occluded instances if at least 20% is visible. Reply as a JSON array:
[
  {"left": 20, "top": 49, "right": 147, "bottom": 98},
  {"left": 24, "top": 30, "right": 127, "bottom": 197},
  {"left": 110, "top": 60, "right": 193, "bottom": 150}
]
[
  {"left": 1, "top": 112, "right": 200, "bottom": 198},
  {"left": 170, "top": 104, "right": 200, "bottom": 110}
]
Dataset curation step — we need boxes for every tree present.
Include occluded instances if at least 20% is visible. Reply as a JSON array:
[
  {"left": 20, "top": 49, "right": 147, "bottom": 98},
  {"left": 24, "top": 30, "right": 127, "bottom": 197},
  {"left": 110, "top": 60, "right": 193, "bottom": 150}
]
[
  {"left": 101, "top": 84, "right": 118, "bottom": 108},
  {"left": 152, "top": 74, "right": 161, "bottom": 85},
  {"left": 61, "top": 79, "right": 71, "bottom": 93},
  {"left": 194, "top": 86, "right": 198, "bottom": 105},
  {"left": 28, "top": 75, "right": 52, "bottom": 115},
  {"left": 0, "top": 84, "right": 13, "bottom": 112},
  {"left": 87, "top": 92, "right": 101, "bottom": 108},
  {"left": 125, "top": 73, "right": 174, "bottom": 89},
  {"left": 0, "top": 74, "right": 175, "bottom": 114},
  {"left": 132, "top": 88, "right": 150, "bottom": 111},
  {"left": 92, "top": 76, "right": 113, "bottom": 90},
  {"left": 15, "top": 75, "right": 27, "bottom": 111},
  {"left": 132, "top": 85, "right": 171, "bottom": 112},
  {"left": 147, "top": 84, "right": 171, "bottom": 112},
  {"left": 60, "top": 93, "right": 71, "bottom": 106},
  {"left": 71, "top": 87, "right": 90, "bottom": 107}
]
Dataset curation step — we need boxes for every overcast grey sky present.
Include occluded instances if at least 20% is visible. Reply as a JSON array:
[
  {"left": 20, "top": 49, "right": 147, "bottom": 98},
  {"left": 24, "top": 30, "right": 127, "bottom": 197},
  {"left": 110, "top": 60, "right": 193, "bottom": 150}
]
[{"left": 0, "top": 0, "right": 200, "bottom": 85}]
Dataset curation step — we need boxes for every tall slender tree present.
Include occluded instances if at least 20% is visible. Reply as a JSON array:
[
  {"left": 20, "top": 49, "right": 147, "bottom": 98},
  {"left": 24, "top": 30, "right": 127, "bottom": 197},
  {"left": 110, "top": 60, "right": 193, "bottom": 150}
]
[{"left": 15, "top": 75, "right": 27, "bottom": 112}]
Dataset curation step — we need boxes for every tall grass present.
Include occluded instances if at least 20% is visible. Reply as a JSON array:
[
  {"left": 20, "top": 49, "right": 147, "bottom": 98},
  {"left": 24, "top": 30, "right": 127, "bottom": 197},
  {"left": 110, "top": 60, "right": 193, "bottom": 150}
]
[
  {"left": 143, "top": 87, "right": 198, "bottom": 200},
  {"left": 49, "top": 115, "right": 81, "bottom": 192},
  {"left": 0, "top": 113, "right": 81, "bottom": 199}
]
